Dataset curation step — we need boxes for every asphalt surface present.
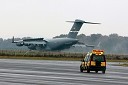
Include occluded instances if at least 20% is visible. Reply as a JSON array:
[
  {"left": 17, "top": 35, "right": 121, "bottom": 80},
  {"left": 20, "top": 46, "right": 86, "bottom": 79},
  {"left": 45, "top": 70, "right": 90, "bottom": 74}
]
[{"left": 0, "top": 59, "right": 127, "bottom": 85}]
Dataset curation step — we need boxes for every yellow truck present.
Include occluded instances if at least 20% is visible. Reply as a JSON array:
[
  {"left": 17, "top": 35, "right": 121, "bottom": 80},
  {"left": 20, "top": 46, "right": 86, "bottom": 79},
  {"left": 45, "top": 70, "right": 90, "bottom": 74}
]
[{"left": 80, "top": 49, "right": 106, "bottom": 73}]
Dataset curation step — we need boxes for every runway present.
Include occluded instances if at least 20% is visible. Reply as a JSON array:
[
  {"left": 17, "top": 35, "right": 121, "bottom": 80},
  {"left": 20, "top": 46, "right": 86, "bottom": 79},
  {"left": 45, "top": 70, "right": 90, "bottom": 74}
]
[{"left": 0, "top": 59, "right": 127, "bottom": 85}]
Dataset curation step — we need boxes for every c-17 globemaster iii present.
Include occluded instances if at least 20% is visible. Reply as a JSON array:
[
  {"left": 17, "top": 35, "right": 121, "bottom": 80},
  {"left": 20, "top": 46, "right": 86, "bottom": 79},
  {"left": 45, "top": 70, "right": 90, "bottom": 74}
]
[{"left": 12, "top": 19, "right": 100, "bottom": 51}]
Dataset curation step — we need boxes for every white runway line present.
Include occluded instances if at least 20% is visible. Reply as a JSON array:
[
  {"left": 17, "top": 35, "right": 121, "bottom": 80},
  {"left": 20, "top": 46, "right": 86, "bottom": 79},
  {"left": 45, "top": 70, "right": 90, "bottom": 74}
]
[
  {"left": 0, "top": 68, "right": 128, "bottom": 78},
  {"left": 0, "top": 59, "right": 128, "bottom": 85},
  {"left": 0, "top": 69, "right": 128, "bottom": 84}
]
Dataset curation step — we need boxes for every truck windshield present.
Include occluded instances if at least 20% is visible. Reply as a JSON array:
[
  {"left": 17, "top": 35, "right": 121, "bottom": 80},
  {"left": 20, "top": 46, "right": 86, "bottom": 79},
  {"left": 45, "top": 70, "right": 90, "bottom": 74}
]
[{"left": 92, "top": 55, "right": 105, "bottom": 62}]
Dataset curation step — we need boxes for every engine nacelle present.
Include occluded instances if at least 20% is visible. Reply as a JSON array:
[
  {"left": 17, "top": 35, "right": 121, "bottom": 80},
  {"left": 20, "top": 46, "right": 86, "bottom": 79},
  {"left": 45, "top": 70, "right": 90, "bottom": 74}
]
[
  {"left": 36, "top": 44, "right": 47, "bottom": 50},
  {"left": 28, "top": 44, "right": 36, "bottom": 50},
  {"left": 16, "top": 43, "right": 23, "bottom": 46},
  {"left": 24, "top": 43, "right": 30, "bottom": 46},
  {"left": 27, "top": 44, "right": 47, "bottom": 50}
]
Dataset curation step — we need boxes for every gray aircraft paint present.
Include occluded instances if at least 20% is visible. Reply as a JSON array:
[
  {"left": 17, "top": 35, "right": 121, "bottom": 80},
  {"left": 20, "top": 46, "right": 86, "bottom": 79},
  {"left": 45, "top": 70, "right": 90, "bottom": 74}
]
[
  {"left": 67, "top": 20, "right": 84, "bottom": 38},
  {"left": 12, "top": 19, "right": 100, "bottom": 51}
]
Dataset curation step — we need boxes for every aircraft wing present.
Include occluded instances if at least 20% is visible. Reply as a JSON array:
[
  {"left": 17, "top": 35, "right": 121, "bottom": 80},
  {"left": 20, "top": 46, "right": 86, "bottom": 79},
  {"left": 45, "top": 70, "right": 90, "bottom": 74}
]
[
  {"left": 72, "top": 43, "right": 95, "bottom": 48},
  {"left": 85, "top": 44, "right": 95, "bottom": 48},
  {"left": 12, "top": 36, "right": 47, "bottom": 46},
  {"left": 23, "top": 38, "right": 44, "bottom": 41},
  {"left": 23, "top": 41, "right": 47, "bottom": 45}
]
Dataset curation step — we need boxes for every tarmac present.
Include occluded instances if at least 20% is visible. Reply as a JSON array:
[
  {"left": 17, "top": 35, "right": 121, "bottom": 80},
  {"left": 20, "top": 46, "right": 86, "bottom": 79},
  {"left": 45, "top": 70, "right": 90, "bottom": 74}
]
[{"left": 0, "top": 59, "right": 128, "bottom": 85}]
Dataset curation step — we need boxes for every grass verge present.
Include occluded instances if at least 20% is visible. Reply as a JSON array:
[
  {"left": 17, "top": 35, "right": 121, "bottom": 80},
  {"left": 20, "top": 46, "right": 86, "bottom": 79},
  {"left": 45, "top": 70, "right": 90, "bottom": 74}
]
[
  {"left": 0, "top": 56, "right": 128, "bottom": 62},
  {"left": 107, "top": 60, "right": 128, "bottom": 62},
  {"left": 1, "top": 56, "right": 128, "bottom": 67},
  {"left": 0, "top": 56, "right": 82, "bottom": 61}
]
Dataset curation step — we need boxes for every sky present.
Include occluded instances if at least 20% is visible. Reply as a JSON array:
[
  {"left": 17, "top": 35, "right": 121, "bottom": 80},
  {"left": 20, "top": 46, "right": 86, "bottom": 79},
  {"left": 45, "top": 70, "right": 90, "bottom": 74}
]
[{"left": 0, "top": 0, "right": 128, "bottom": 39}]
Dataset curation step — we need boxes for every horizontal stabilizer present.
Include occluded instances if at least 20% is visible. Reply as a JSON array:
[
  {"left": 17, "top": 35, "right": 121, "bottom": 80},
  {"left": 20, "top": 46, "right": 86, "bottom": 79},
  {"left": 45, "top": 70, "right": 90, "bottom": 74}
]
[
  {"left": 12, "top": 36, "right": 22, "bottom": 43},
  {"left": 66, "top": 19, "right": 101, "bottom": 24},
  {"left": 85, "top": 44, "right": 95, "bottom": 48},
  {"left": 67, "top": 19, "right": 100, "bottom": 39}
]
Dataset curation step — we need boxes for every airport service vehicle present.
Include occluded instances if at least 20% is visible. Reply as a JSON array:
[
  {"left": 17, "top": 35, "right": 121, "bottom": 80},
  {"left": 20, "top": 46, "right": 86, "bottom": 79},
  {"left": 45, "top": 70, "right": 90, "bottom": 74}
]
[{"left": 80, "top": 49, "right": 106, "bottom": 73}]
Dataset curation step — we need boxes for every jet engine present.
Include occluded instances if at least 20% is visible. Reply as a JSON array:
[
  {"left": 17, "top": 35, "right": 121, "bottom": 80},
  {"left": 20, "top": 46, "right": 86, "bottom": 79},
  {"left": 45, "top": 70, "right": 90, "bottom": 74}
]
[
  {"left": 27, "top": 41, "right": 47, "bottom": 50},
  {"left": 16, "top": 42, "right": 24, "bottom": 46},
  {"left": 28, "top": 44, "right": 36, "bottom": 50},
  {"left": 35, "top": 44, "right": 47, "bottom": 50}
]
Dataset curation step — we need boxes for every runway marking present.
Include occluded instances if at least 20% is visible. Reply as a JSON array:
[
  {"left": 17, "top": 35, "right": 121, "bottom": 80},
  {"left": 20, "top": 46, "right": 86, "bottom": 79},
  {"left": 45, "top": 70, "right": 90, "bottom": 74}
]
[
  {"left": 0, "top": 59, "right": 128, "bottom": 85},
  {"left": 0, "top": 69, "right": 128, "bottom": 85},
  {"left": 0, "top": 68, "right": 128, "bottom": 79},
  {"left": 0, "top": 79, "right": 90, "bottom": 85},
  {"left": 0, "top": 73, "right": 127, "bottom": 85}
]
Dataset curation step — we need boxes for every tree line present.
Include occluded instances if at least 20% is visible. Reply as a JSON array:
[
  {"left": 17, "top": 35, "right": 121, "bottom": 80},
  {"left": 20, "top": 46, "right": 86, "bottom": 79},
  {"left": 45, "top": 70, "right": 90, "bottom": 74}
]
[
  {"left": 0, "top": 33, "right": 128, "bottom": 54},
  {"left": 54, "top": 33, "right": 128, "bottom": 54}
]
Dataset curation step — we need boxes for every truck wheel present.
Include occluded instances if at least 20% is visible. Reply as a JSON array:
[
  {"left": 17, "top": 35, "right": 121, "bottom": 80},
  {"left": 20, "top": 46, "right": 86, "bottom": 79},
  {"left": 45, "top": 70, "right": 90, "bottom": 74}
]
[
  {"left": 80, "top": 66, "right": 83, "bottom": 72},
  {"left": 87, "top": 69, "right": 90, "bottom": 73},
  {"left": 102, "top": 70, "right": 105, "bottom": 74}
]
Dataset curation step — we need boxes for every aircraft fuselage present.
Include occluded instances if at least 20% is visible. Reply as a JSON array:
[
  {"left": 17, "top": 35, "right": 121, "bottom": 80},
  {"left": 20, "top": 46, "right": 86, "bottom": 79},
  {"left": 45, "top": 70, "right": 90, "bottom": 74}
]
[
  {"left": 12, "top": 19, "right": 100, "bottom": 51},
  {"left": 46, "top": 38, "right": 78, "bottom": 50},
  {"left": 28, "top": 38, "right": 78, "bottom": 51}
]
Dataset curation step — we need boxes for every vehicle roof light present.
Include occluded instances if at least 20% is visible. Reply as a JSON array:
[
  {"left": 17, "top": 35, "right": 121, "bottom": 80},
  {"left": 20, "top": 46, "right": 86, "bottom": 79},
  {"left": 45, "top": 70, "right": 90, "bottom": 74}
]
[{"left": 92, "top": 49, "right": 104, "bottom": 55}]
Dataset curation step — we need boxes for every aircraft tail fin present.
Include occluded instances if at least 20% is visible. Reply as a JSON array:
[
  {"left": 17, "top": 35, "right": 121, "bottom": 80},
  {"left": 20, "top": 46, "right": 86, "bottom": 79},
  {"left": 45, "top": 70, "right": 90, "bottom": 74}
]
[
  {"left": 12, "top": 36, "right": 21, "bottom": 43},
  {"left": 12, "top": 36, "right": 18, "bottom": 43},
  {"left": 67, "top": 19, "right": 100, "bottom": 38}
]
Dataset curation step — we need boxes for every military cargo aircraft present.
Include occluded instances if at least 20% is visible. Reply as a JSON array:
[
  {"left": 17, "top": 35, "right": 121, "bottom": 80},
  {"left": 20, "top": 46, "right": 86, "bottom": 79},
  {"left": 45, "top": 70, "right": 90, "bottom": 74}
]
[{"left": 12, "top": 19, "right": 100, "bottom": 51}]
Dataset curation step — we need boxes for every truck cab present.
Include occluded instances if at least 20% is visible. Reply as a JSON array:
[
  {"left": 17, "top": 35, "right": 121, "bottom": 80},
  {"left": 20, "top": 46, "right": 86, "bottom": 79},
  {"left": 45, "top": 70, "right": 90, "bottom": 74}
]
[{"left": 80, "top": 49, "right": 106, "bottom": 73}]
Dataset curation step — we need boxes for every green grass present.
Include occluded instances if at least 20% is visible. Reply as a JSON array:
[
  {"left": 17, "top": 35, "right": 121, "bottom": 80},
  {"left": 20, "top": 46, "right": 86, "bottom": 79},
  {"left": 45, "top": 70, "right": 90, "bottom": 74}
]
[
  {"left": 0, "top": 50, "right": 128, "bottom": 62},
  {"left": 0, "top": 56, "right": 128, "bottom": 62},
  {"left": 0, "top": 56, "right": 82, "bottom": 61},
  {"left": 107, "top": 60, "right": 128, "bottom": 62}
]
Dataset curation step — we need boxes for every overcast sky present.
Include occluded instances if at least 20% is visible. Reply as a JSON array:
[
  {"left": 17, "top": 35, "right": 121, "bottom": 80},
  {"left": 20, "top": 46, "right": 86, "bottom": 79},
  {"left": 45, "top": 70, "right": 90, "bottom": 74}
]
[{"left": 0, "top": 0, "right": 128, "bottom": 39}]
